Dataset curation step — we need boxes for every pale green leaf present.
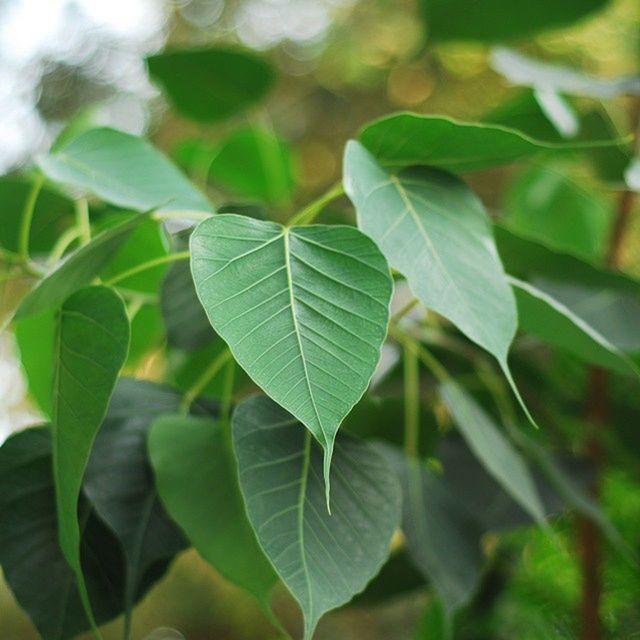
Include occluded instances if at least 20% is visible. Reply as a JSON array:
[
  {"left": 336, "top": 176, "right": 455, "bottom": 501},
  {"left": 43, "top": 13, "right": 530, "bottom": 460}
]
[
  {"left": 148, "top": 414, "right": 277, "bottom": 608},
  {"left": 38, "top": 127, "right": 212, "bottom": 214},
  {"left": 232, "top": 396, "right": 401, "bottom": 640},
  {"left": 190, "top": 213, "right": 392, "bottom": 488}
]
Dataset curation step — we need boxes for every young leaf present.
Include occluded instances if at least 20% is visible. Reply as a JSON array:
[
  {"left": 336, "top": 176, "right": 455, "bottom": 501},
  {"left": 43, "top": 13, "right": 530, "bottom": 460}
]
[
  {"left": 147, "top": 48, "right": 275, "bottom": 123},
  {"left": 358, "top": 114, "right": 614, "bottom": 173},
  {"left": 83, "top": 379, "right": 189, "bottom": 633},
  {"left": 344, "top": 141, "right": 516, "bottom": 366},
  {"left": 439, "top": 382, "right": 546, "bottom": 525},
  {"left": 232, "top": 396, "right": 401, "bottom": 640},
  {"left": 513, "top": 277, "right": 640, "bottom": 364},
  {"left": 148, "top": 414, "right": 277, "bottom": 608},
  {"left": 421, "top": 0, "right": 610, "bottom": 42},
  {"left": 378, "top": 443, "right": 485, "bottom": 615},
  {"left": 38, "top": 128, "right": 213, "bottom": 214},
  {"left": 190, "top": 214, "right": 392, "bottom": 489},
  {"left": 52, "top": 285, "right": 129, "bottom": 626},
  {"left": 15, "top": 212, "right": 149, "bottom": 319}
]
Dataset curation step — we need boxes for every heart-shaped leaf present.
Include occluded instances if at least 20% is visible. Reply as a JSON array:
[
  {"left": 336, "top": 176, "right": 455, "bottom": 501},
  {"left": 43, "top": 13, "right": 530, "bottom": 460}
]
[
  {"left": 232, "top": 396, "right": 401, "bottom": 640},
  {"left": 190, "top": 214, "right": 392, "bottom": 489},
  {"left": 148, "top": 414, "right": 277, "bottom": 608},
  {"left": 53, "top": 285, "right": 129, "bottom": 627},
  {"left": 38, "top": 127, "right": 213, "bottom": 214}
]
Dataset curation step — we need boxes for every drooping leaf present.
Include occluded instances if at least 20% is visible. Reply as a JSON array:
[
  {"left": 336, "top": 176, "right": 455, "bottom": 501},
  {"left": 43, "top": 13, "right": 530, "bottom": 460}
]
[
  {"left": 190, "top": 213, "right": 392, "bottom": 487},
  {"left": 52, "top": 285, "right": 129, "bottom": 625},
  {"left": 491, "top": 47, "right": 640, "bottom": 99},
  {"left": 15, "top": 212, "right": 150, "bottom": 319},
  {"left": 148, "top": 414, "right": 277, "bottom": 608},
  {"left": 503, "top": 162, "right": 610, "bottom": 260},
  {"left": 232, "top": 396, "right": 401, "bottom": 640},
  {"left": 344, "top": 140, "right": 516, "bottom": 367},
  {"left": 209, "top": 126, "right": 296, "bottom": 205},
  {"left": 83, "top": 379, "right": 189, "bottom": 630},
  {"left": 0, "top": 178, "right": 74, "bottom": 255},
  {"left": 37, "top": 127, "right": 213, "bottom": 214},
  {"left": 161, "top": 259, "right": 216, "bottom": 350},
  {"left": 379, "top": 443, "right": 485, "bottom": 615},
  {"left": 147, "top": 48, "right": 275, "bottom": 123},
  {"left": 0, "top": 427, "right": 173, "bottom": 640},
  {"left": 421, "top": 0, "right": 610, "bottom": 42},
  {"left": 439, "top": 382, "right": 546, "bottom": 525},
  {"left": 510, "top": 277, "right": 638, "bottom": 374},
  {"left": 358, "top": 113, "right": 613, "bottom": 173}
]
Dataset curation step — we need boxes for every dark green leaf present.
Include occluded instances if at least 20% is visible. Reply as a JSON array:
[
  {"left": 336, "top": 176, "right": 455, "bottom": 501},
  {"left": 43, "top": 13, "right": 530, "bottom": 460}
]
[
  {"left": 191, "top": 214, "right": 392, "bottom": 487},
  {"left": 38, "top": 128, "right": 212, "bottom": 214},
  {"left": 232, "top": 396, "right": 401, "bottom": 640},
  {"left": 147, "top": 48, "right": 275, "bottom": 123},
  {"left": 52, "top": 285, "right": 129, "bottom": 623},
  {"left": 148, "top": 414, "right": 277, "bottom": 607},
  {"left": 15, "top": 212, "right": 149, "bottom": 319}
]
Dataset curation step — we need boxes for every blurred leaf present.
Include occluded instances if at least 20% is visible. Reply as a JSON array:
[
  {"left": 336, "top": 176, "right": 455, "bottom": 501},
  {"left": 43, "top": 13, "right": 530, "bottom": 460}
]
[
  {"left": 379, "top": 443, "right": 485, "bottom": 615},
  {"left": 440, "top": 381, "right": 546, "bottom": 524},
  {"left": 15, "top": 212, "right": 149, "bottom": 319},
  {"left": 422, "top": 0, "right": 611, "bottom": 42},
  {"left": 148, "top": 414, "right": 277, "bottom": 608},
  {"left": 491, "top": 48, "right": 640, "bottom": 99},
  {"left": 232, "top": 396, "right": 401, "bottom": 640},
  {"left": 345, "top": 141, "right": 516, "bottom": 368},
  {"left": 38, "top": 127, "right": 212, "bottom": 214},
  {"left": 127, "top": 303, "right": 164, "bottom": 366},
  {"left": 83, "top": 379, "right": 188, "bottom": 630},
  {"left": 190, "top": 214, "right": 392, "bottom": 487},
  {"left": 0, "top": 178, "right": 74, "bottom": 255},
  {"left": 52, "top": 285, "right": 129, "bottom": 627},
  {"left": 503, "top": 163, "right": 610, "bottom": 260},
  {"left": 209, "top": 127, "right": 295, "bottom": 205},
  {"left": 147, "top": 48, "right": 275, "bottom": 123}
]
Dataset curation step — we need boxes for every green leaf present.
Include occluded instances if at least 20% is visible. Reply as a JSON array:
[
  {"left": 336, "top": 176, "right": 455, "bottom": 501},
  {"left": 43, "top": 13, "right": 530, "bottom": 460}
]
[
  {"left": 147, "top": 48, "right": 275, "bottom": 123},
  {"left": 127, "top": 303, "right": 164, "bottom": 366},
  {"left": 232, "top": 396, "right": 401, "bottom": 640},
  {"left": 344, "top": 140, "right": 516, "bottom": 365},
  {"left": 421, "top": 0, "right": 610, "bottom": 42},
  {"left": 38, "top": 127, "right": 212, "bottom": 214},
  {"left": 15, "top": 212, "right": 150, "bottom": 319},
  {"left": 0, "top": 427, "right": 173, "bottom": 640},
  {"left": 379, "top": 444, "right": 484, "bottom": 615},
  {"left": 209, "top": 126, "right": 296, "bottom": 205},
  {"left": 358, "top": 113, "right": 614, "bottom": 173},
  {"left": 190, "top": 213, "right": 392, "bottom": 489},
  {"left": 52, "top": 285, "right": 129, "bottom": 627},
  {"left": 0, "top": 178, "right": 74, "bottom": 255},
  {"left": 439, "top": 382, "right": 546, "bottom": 525},
  {"left": 148, "top": 413, "right": 277, "bottom": 608}
]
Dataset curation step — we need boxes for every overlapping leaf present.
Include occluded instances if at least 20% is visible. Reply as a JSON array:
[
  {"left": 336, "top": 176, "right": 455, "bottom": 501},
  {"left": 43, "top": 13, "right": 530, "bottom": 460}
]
[
  {"left": 232, "top": 396, "right": 401, "bottom": 640},
  {"left": 190, "top": 213, "right": 392, "bottom": 486}
]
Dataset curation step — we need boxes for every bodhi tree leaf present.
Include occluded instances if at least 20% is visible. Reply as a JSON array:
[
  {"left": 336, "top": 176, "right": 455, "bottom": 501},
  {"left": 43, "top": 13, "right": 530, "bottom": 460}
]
[
  {"left": 38, "top": 127, "right": 213, "bottom": 214},
  {"left": 358, "top": 113, "right": 615, "bottom": 173},
  {"left": 148, "top": 414, "right": 277, "bottom": 609},
  {"left": 439, "top": 381, "right": 546, "bottom": 525},
  {"left": 53, "top": 285, "right": 129, "bottom": 627},
  {"left": 421, "top": 0, "right": 610, "bottom": 42},
  {"left": 190, "top": 213, "right": 392, "bottom": 491},
  {"left": 84, "top": 379, "right": 189, "bottom": 633},
  {"left": 147, "top": 48, "right": 275, "bottom": 123},
  {"left": 232, "top": 396, "right": 401, "bottom": 640},
  {"left": 344, "top": 141, "right": 518, "bottom": 380},
  {"left": 15, "top": 212, "right": 150, "bottom": 319}
]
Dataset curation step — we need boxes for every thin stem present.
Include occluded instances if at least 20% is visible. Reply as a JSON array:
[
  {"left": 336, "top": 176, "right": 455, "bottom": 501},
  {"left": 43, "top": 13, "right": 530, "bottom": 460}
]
[
  {"left": 152, "top": 210, "right": 213, "bottom": 223},
  {"left": 403, "top": 336, "right": 420, "bottom": 458},
  {"left": 18, "top": 173, "right": 44, "bottom": 262},
  {"left": 105, "top": 251, "right": 190, "bottom": 286},
  {"left": 75, "top": 198, "right": 91, "bottom": 246},
  {"left": 391, "top": 297, "right": 419, "bottom": 323},
  {"left": 288, "top": 181, "right": 345, "bottom": 226},
  {"left": 389, "top": 324, "right": 450, "bottom": 382},
  {"left": 180, "top": 349, "right": 232, "bottom": 413},
  {"left": 47, "top": 227, "right": 82, "bottom": 266}
]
